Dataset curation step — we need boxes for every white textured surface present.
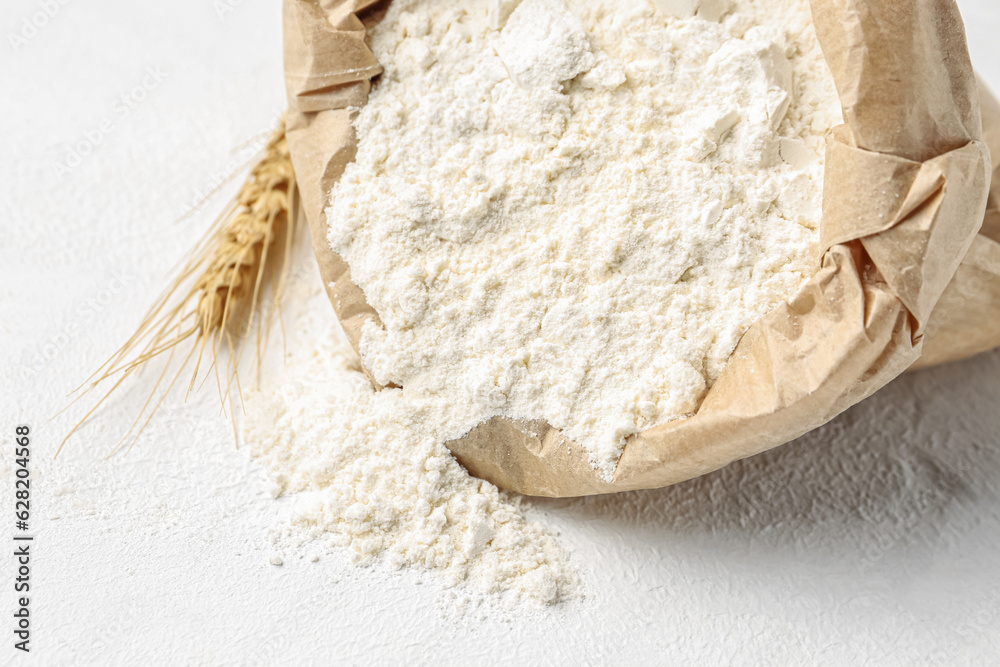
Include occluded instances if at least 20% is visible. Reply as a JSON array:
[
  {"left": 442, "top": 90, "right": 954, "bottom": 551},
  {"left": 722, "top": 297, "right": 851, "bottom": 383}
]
[{"left": 2, "top": 0, "right": 999, "bottom": 663}]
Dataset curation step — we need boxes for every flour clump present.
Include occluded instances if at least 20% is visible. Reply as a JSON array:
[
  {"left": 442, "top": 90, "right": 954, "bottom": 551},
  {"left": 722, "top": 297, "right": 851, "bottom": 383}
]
[
  {"left": 327, "top": 0, "right": 842, "bottom": 477},
  {"left": 495, "top": 0, "right": 596, "bottom": 90}
]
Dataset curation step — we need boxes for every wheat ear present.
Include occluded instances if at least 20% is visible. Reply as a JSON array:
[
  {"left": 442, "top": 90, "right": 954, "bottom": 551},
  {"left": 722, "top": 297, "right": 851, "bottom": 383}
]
[{"left": 57, "top": 121, "right": 297, "bottom": 456}]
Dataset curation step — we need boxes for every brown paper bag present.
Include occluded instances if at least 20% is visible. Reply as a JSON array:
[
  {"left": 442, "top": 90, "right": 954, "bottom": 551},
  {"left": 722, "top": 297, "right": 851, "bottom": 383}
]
[
  {"left": 911, "top": 77, "right": 1000, "bottom": 370},
  {"left": 283, "top": 0, "right": 993, "bottom": 497}
]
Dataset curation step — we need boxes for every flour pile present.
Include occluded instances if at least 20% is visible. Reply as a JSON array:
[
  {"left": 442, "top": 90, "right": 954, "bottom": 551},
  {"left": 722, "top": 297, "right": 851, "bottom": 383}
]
[
  {"left": 328, "top": 0, "right": 842, "bottom": 476},
  {"left": 245, "top": 306, "right": 580, "bottom": 605}
]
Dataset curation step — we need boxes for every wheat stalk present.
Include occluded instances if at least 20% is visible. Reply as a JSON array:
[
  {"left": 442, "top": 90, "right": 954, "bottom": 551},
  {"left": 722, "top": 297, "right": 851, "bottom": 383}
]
[{"left": 58, "top": 121, "right": 297, "bottom": 456}]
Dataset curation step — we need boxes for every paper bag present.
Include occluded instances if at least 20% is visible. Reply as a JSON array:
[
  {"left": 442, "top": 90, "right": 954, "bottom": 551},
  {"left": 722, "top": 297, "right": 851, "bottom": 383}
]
[{"left": 283, "top": 0, "right": 993, "bottom": 496}]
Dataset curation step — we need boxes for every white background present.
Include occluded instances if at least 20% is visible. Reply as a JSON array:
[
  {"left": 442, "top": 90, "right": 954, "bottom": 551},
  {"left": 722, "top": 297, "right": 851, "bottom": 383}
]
[{"left": 2, "top": 0, "right": 999, "bottom": 664}]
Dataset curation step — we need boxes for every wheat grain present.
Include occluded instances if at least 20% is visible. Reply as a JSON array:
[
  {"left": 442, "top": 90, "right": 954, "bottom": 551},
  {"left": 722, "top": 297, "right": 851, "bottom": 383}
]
[{"left": 58, "top": 121, "right": 297, "bottom": 455}]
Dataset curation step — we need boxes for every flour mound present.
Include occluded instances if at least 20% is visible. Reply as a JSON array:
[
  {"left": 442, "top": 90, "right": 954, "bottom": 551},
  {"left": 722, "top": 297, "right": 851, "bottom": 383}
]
[
  {"left": 245, "top": 324, "right": 579, "bottom": 605},
  {"left": 327, "top": 0, "right": 841, "bottom": 477}
]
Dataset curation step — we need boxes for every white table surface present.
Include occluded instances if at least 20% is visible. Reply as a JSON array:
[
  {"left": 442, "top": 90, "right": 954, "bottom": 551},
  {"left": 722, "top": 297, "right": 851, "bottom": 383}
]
[{"left": 3, "top": 0, "right": 999, "bottom": 664}]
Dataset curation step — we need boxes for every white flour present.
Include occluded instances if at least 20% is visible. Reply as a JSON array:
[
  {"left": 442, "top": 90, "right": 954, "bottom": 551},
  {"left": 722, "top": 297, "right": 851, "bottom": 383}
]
[
  {"left": 328, "top": 0, "right": 842, "bottom": 476},
  {"left": 244, "top": 302, "right": 580, "bottom": 605}
]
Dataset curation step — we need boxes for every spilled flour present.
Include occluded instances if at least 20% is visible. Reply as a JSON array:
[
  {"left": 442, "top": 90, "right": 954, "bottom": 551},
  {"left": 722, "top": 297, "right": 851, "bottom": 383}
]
[
  {"left": 328, "top": 0, "right": 842, "bottom": 475},
  {"left": 244, "top": 303, "right": 580, "bottom": 605}
]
